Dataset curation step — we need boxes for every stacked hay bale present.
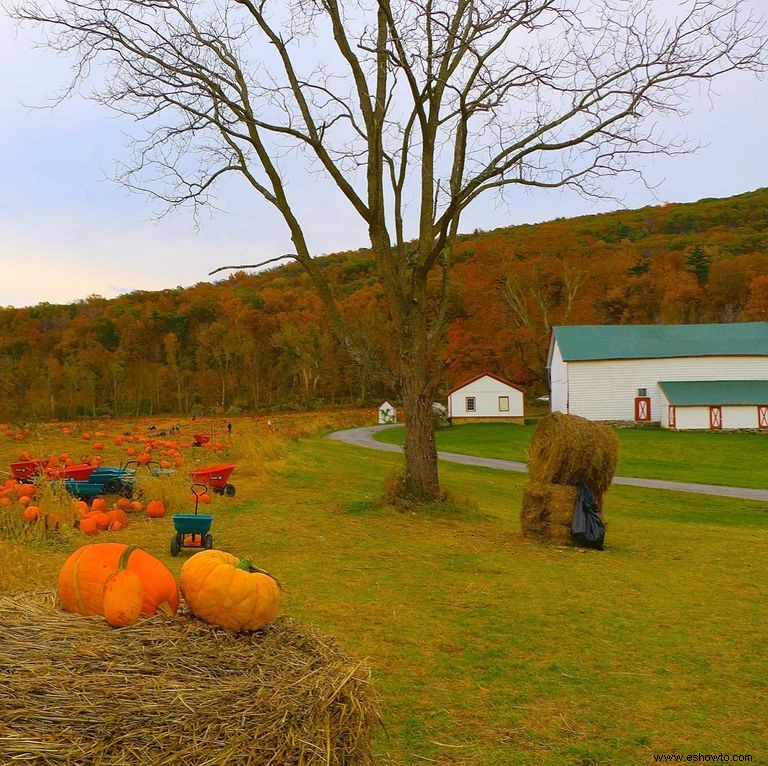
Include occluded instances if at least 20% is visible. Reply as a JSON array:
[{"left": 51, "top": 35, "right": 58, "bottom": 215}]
[
  {"left": 0, "top": 591, "right": 379, "bottom": 765},
  {"left": 521, "top": 412, "right": 619, "bottom": 545}
]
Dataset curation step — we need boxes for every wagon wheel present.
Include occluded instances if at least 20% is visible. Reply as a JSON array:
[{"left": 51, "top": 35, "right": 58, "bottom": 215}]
[
  {"left": 170, "top": 535, "right": 181, "bottom": 557},
  {"left": 120, "top": 483, "right": 134, "bottom": 499},
  {"left": 102, "top": 478, "right": 120, "bottom": 494},
  {"left": 203, "top": 533, "right": 213, "bottom": 550},
  {"left": 224, "top": 483, "right": 236, "bottom": 497}
]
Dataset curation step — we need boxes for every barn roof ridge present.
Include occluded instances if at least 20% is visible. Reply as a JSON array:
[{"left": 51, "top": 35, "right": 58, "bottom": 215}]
[
  {"left": 552, "top": 322, "right": 768, "bottom": 361},
  {"left": 447, "top": 372, "right": 525, "bottom": 395}
]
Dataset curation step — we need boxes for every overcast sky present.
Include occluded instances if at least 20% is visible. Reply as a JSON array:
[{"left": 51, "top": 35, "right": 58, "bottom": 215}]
[{"left": 1, "top": 1, "right": 767, "bottom": 310}]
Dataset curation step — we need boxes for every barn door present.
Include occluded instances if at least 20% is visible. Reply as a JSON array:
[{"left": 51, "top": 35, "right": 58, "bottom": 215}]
[
  {"left": 758, "top": 405, "right": 768, "bottom": 429},
  {"left": 634, "top": 396, "right": 651, "bottom": 421},
  {"left": 668, "top": 405, "right": 676, "bottom": 429},
  {"left": 709, "top": 406, "right": 723, "bottom": 430}
]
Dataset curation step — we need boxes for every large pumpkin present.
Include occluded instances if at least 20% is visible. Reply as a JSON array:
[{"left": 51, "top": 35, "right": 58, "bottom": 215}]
[
  {"left": 179, "top": 550, "right": 281, "bottom": 632},
  {"left": 58, "top": 542, "right": 179, "bottom": 617}
]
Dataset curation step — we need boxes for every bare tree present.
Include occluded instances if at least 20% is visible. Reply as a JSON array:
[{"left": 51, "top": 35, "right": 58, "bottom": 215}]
[{"left": 10, "top": 0, "right": 766, "bottom": 498}]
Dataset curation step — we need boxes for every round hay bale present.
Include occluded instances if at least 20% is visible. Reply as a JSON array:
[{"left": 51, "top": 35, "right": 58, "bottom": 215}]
[
  {"left": 0, "top": 591, "right": 379, "bottom": 765},
  {"left": 527, "top": 412, "right": 619, "bottom": 495},
  {"left": 520, "top": 482, "right": 578, "bottom": 542}
]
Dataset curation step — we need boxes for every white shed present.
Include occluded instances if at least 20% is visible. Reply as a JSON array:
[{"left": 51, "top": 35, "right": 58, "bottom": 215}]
[
  {"left": 447, "top": 373, "right": 525, "bottom": 424},
  {"left": 378, "top": 400, "right": 397, "bottom": 424},
  {"left": 547, "top": 322, "right": 768, "bottom": 428}
]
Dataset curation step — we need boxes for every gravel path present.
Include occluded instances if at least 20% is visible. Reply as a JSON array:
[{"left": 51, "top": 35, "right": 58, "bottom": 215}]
[{"left": 328, "top": 424, "right": 768, "bottom": 502}]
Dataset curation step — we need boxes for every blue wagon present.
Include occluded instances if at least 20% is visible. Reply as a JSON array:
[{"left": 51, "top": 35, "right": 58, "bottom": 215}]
[
  {"left": 61, "top": 465, "right": 137, "bottom": 500},
  {"left": 170, "top": 483, "right": 214, "bottom": 556}
]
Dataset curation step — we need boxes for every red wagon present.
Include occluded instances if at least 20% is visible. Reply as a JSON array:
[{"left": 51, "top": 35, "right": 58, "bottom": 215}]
[
  {"left": 189, "top": 464, "right": 236, "bottom": 496},
  {"left": 9, "top": 460, "right": 47, "bottom": 483},
  {"left": 47, "top": 463, "right": 99, "bottom": 481}
]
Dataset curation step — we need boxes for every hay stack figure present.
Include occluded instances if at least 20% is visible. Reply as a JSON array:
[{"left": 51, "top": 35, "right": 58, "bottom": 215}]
[{"left": 522, "top": 412, "right": 619, "bottom": 546}]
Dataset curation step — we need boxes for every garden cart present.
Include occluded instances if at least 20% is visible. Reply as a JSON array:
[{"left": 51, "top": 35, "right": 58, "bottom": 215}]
[
  {"left": 60, "top": 465, "right": 137, "bottom": 500},
  {"left": 189, "top": 464, "right": 236, "bottom": 496},
  {"left": 170, "top": 483, "right": 214, "bottom": 557}
]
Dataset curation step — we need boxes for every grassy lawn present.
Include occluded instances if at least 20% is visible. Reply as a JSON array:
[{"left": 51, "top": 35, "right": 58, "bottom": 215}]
[
  {"left": 374, "top": 423, "right": 768, "bottom": 489},
  {"left": 3, "top": 414, "right": 768, "bottom": 765}
]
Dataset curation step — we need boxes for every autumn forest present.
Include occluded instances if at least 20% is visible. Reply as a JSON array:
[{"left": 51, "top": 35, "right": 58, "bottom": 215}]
[{"left": 2, "top": 188, "right": 766, "bottom": 421}]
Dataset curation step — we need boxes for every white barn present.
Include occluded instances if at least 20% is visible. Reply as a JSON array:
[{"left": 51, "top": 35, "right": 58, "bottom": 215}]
[
  {"left": 547, "top": 323, "right": 768, "bottom": 430},
  {"left": 447, "top": 373, "right": 525, "bottom": 424}
]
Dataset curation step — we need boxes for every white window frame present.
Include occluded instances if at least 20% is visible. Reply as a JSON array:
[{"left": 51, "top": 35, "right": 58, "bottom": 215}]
[
  {"left": 465, "top": 396, "right": 476, "bottom": 413},
  {"left": 498, "top": 395, "right": 510, "bottom": 412}
]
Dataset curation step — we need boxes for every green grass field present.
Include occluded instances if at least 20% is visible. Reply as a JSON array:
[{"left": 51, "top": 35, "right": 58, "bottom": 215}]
[
  {"left": 373, "top": 423, "right": 768, "bottom": 489},
  {"left": 194, "top": 437, "right": 768, "bottom": 764},
  {"left": 3, "top": 417, "right": 768, "bottom": 764}
]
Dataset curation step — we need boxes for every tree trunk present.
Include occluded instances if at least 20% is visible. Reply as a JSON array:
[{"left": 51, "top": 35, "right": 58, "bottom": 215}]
[{"left": 401, "top": 385, "right": 439, "bottom": 499}]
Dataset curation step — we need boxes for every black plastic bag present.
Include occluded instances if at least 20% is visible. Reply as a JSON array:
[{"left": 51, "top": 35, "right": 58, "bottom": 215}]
[{"left": 571, "top": 480, "right": 605, "bottom": 550}]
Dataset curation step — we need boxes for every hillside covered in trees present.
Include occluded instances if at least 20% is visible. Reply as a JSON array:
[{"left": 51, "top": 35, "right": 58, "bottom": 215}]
[{"left": 1, "top": 188, "right": 766, "bottom": 420}]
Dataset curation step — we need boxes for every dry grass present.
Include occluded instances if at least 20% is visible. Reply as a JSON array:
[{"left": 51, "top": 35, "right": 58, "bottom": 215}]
[{"left": 0, "top": 590, "right": 379, "bottom": 765}]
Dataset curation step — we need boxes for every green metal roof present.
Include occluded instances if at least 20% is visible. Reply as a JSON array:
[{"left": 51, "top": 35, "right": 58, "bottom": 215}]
[
  {"left": 553, "top": 323, "right": 768, "bottom": 361},
  {"left": 659, "top": 380, "right": 768, "bottom": 406}
]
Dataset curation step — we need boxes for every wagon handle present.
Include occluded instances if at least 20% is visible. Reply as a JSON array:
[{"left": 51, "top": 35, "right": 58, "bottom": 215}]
[{"left": 190, "top": 482, "right": 208, "bottom": 515}]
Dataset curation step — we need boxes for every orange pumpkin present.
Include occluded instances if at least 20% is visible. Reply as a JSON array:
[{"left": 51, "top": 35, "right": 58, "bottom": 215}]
[
  {"left": 91, "top": 497, "right": 107, "bottom": 512},
  {"left": 91, "top": 511, "right": 110, "bottom": 530},
  {"left": 179, "top": 550, "right": 281, "bottom": 632},
  {"left": 73, "top": 500, "right": 90, "bottom": 517},
  {"left": 58, "top": 542, "right": 179, "bottom": 617},
  {"left": 103, "top": 545, "right": 144, "bottom": 627},
  {"left": 145, "top": 499, "right": 166, "bottom": 518},
  {"left": 23, "top": 505, "right": 40, "bottom": 522},
  {"left": 78, "top": 516, "right": 99, "bottom": 536},
  {"left": 106, "top": 508, "right": 130, "bottom": 528}
]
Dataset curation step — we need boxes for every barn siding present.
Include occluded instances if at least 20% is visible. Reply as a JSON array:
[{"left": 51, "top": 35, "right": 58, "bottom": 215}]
[
  {"left": 549, "top": 341, "right": 568, "bottom": 414},
  {"left": 560, "top": 355, "right": 768, "bottom": 422}
]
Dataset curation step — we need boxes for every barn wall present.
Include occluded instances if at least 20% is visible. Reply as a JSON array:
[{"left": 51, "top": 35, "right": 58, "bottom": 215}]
[
  {"left": 723, "top": 406, "right": 763, "bottom": 429},
  {"left": 674, "top": 406, "right": 709, "bottom": 430},
  {"left": 565, "top": 356, "right": 768, "bottom": 422},
  {"left": 549, "top": 341, "right": 568, "bottom": 414}
]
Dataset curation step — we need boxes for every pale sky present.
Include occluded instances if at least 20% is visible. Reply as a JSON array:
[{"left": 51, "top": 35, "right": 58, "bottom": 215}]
[{"left": 1, "top": 2, "right": 767, "bottom": 310}]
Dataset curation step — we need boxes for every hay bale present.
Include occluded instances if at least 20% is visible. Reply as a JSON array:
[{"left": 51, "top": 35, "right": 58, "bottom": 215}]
[
  {"left": 0, "top": 591, "right": 379, "bottom": 766},
  {"left": 520, "top": 482, "right": 578, "bottom": 542},
  {"left": 527, "top": 412, "right": 619, "bottom": 495}
]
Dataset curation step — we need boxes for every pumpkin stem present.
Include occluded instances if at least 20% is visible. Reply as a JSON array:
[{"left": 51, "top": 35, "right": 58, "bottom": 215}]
[
  {"left": 155, "top": 600, "right": 175, "bottom": 619},
  {"left": 235, "top": 557, "right": 284, "bottom": 591},
  {"left": 118, "top": 544, "right": 139, "bottom": 570}
]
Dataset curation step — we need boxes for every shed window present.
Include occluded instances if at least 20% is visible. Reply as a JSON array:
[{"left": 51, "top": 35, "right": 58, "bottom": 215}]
[
  {"left": 465, "top": 397, "right": 476, "bottom": 412},
  {"left": 637, "top": 387, "right": 647, "bottom": 397},
  {"left": 498, "top": 396, "right": 510, "bottom": 412}
]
